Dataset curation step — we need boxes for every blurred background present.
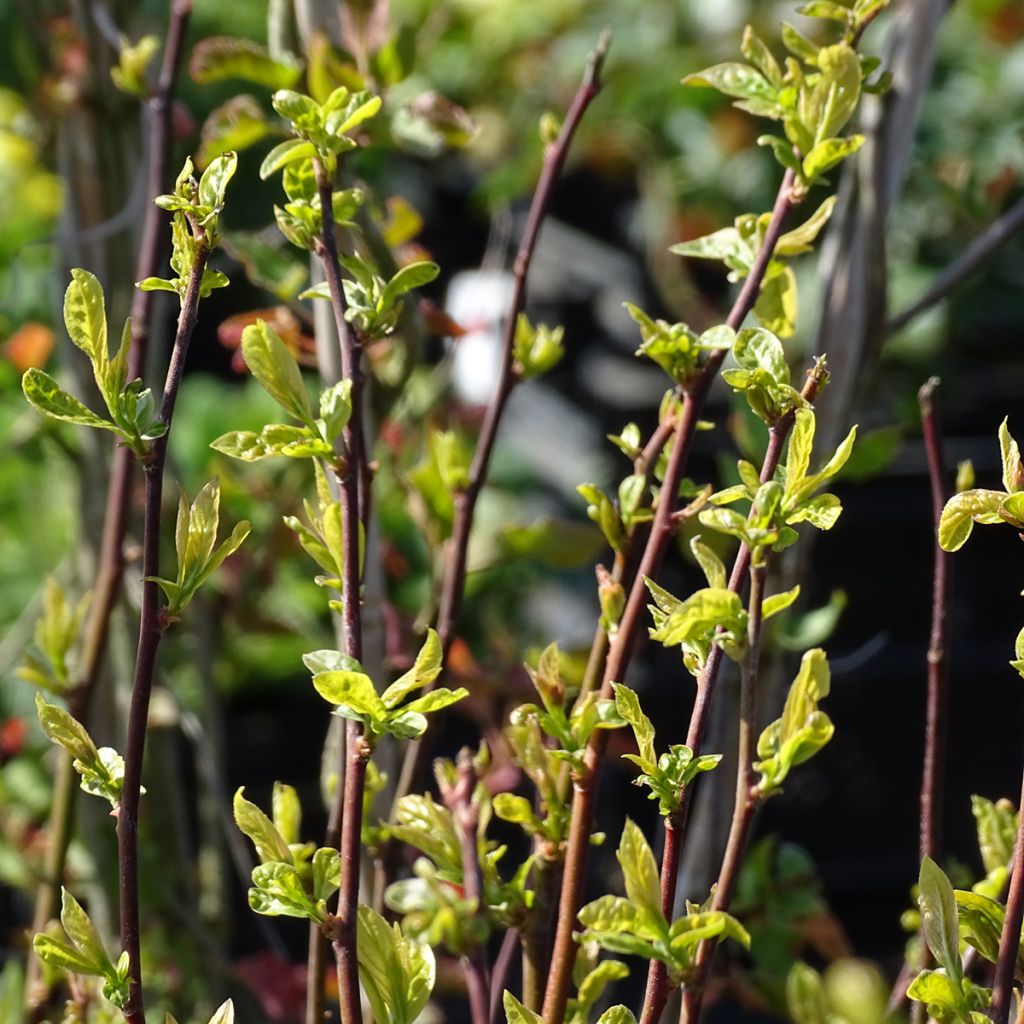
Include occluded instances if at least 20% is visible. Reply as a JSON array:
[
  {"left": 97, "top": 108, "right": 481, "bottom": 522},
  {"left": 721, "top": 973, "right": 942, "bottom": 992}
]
[{"left": 1, "top": 0, "right": 1024, "bottom": 1020}]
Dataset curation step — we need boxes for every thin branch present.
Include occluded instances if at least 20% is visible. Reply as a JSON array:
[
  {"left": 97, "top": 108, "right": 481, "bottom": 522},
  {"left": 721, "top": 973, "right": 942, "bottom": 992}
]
[
  {"left": 25, "top": 7, "right": 191, "bottom": 1014},
  {"left": 917, "top": 377, "right": 953, "bottom": 996},
  {"left": 887, "top": 195, "right": 1024, "bottom": 334},
  {"left": 442, "top": 752, "right": 492, "bottom": 1024},
  {"left": 490, "top": 927, "right": 520, "bottom": 1024},
  {"left": 991, "top": 769, "right": 1024, "bottom": 1024},
  {"left": 389, "top": 32, "right": 611, "bottom": 817},
  {"left": 119, "top": 235, "right": 211, "bottom": 1024},
  {"left": 637, "top": 364, "right": 827, "bottom": 1024},
  {"left": 680, "top": 562, "right": 768, "bottom": 1024},
  {"left": 541, "top": 167, "right": 796, "bottom": 1024},
  {"left": 313, "top": 159, "right": 367, "bottom": 1024}
]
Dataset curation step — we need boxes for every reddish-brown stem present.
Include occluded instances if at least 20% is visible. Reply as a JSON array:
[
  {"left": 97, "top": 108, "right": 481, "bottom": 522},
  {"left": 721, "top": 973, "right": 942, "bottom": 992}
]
[
  {"left": 918, "top": 377, "right": 951, "bottom": 864},
  {"left": 914, "top": 377, "right": 952, "bottom": 1019},
  {"left": 119, "top": 237, "right": 210, "bottom": 1024},
  {"left": 490, "top": 927, "right": 521, "bottom": 1024},
  {"left": 389, "top": 33, "right": 611, "bottom": 817},
  {"left": 680, "top": 562, "right": 767, "bottom": 1024},
  {"left": 443, "top": 753, "right": 492, "bottom": 1024},
  {"left": 313, "top": 160, "right": 366, "bottom": 1024},
  {"left": 25, "top": 7, "right": 190, "bottom": 1016},
  {"left": 639, "top": 364, "right": 825, "bottom": 1024},
  {"left": 542, "top": 167, "right": 796, "bottom": 1024},
  {"left": 991, "top": 769, "right": 1024, "bottom": 1024}
]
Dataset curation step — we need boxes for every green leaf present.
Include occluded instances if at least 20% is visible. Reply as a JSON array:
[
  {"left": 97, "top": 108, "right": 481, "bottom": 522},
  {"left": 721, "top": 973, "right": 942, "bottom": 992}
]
[
  {"left": 954, "top": 890, "right": 1004, "bottom": 965},
  {"left": 380, "top": 261, "right": 440, "bottom": 311},
  {"left": 260, "top": 138, "right": 317, "bottom": 180},
  {"left": 504, "top": 991, "right": 545, "bottom": 1024},
  {"left": 358, "top": 905, "right": 435, "bottom": 1024},
  {"left": 906, "top": 970, "right": 965, "bottom": 1013},
  {"left": 763, "top": 585, "right": 801, "bottom": 619},
  {"left": 381, "top": 629, "right": 443, "bottom": 707},
  {"left": 595, "top": 1009, "right": 638, "bottom": 1024},
  {"left": 797, "top": 2, "right": 854, "bottom": 24},
  {"left": 787, "top": 962, "right": 829, "bottom": 1024},
  {"left": 136, "top": 277, "right": 179, "bottom": 293},
  {"left": 22, "top": 369, "right": 117, "bottom": 433},
  {"left": 400, "top": 687, "right": 469, "bottom": 717},
  {"left": 1000, "top": 418, "right": 1024, "bottom": 493},
  {"left": 63, "top": 269, "right": 107, "bottom": 367},
  {"left": 919, "top": 857, "right": 962, "bottom": 980},
  {"left": 670, "top": 227, "right": 748, "bottom": 266},
  {"left": 313, "top": 669, "right": 386, "bottom": 719},
  {"left": 312, "top": 847, "right": 341, "bottom": 903},
  {"left": 938, "top": 489, "right": 1007, "bottom": 551},
  {"left": 241, "top": 320, "right": 314, "bottom": 425},
  {"left": 812, "top": 44, "right": 862, "bottom": 140},
  {"left": 786, "top": 407, "right": 814, "bottom": 495},
  {"left": 617, "top": 819, "right": 663, "bottom": 925},
  {"left": 35, "top": 694, "right": 99, "bottom": 769},
  {"left": 59, "top": 889, "right": 110, "bottom": 976},
  {"left": 802, "top": 136, "right": 864, "bottom": 181},
  {"left": 272, "top": 782, "right": 302, "bottom": 847},
  {"left": 190, "top": 37, "right": 302, "bottom": 89},
  {"left": 249, "top": 861, "right": 318, "bottom": 919},
  {"left": 754, "top": 266, "right": 797, "bottom": 338},
  {"left": 690, "top": 536, "right": 727, "bottom": 589},
  {"left": 741, "top": 26, "right": 784, "bottom": 88},
  {"left": 233, "top": 787, "right": 293, "bottom": 864},
  {"left": 198, "top": 151, "right": 239, "bottom": 211},
  {"left": 788, "top": 493, "right": 842, "bottom": 530},
  {"left": 683, "top": 62, "right": 780, "bottom": 119},
  {"left": 733, "top": 327, "right": 789, "bottom": 384},
  {"left": 33, "top": 935, "right": 103, "bottom": 977},
  {"left": 611, "top": 684, "right": 656, "bottom": 768},
  {"left": 776, "top": 196, "right": 837, "bottom": 256}
]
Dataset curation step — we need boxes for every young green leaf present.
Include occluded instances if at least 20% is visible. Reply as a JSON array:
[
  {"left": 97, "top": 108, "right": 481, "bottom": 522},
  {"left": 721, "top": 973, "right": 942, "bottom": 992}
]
[
  {"left": 233, "top": 787, "right": 294, "bottom": 865},
  {"left": 918, "top": 857, "right": 962, "bottom": 980},
  {"left": 358, "top": 905, "right": 436, "bottom": 1024},
  {"left": 240, "top": 320, "right": 314, "bottom": 426}
]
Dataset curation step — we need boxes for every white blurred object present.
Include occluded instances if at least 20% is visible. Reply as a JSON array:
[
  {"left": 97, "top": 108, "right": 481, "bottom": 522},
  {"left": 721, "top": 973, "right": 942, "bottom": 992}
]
[{"left": 445, "top": 268, "right": 515, "bottom": 405}]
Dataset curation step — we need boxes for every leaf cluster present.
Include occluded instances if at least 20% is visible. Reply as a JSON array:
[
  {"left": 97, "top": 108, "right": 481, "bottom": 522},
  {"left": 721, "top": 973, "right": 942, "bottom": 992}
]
[
  {"left": 147, "top": 478, "right": 250, "bottom": 618},
  {"left": 212, "top": 320, "right": 352, "bottom": 463},
  {"left": 33, "top": 889, "right": 131, "bottom": 1008},
  {"left": 22, "top": 271, "right": 166, "bottom": 458},
  {"left": 141, "top": 153, "right": 238, "bottom": 294},
  {"left": 357, "top": 905, "right": 436, "bottom": 1024},
  {"left": 624, "top": 304, "right": 732, "bottom": 388},
  {"left": 233, "top": 786, "right": 340, "bottom": 924},
  {"left": 703, "top": 405, "right": 855, "bottom": 562},
  {"left": 577, "top": 820, "right": 749, "bottom": 984},
  {"left": 302, "top": 255, "right": 439, "bottom": 340},
  {"left": 308, "top": 628, "right": 466, "bottom": 746},
  {"left": 513, "top": 313, "right": 565, "bottom": 380},
  {"left": 16, "top": 578, "right": 89, "bottom": 695},
  {"left": 612, "top": 682, "right": 720, "bottom": 816},
  {"left": 645, "top": 540, "right": 799, "bottom": 676},
  {"left": 754, "top": 648, "right": 834, "bottom": 796},
  {"left": 671, "top": 202, "right": 836, "bottom": 338},
  {"left": 908, "top": 858, "right": 992, "bottom": 1023},
  {"left": 35, "top": 695, "right": 128, "bottom": 809}
]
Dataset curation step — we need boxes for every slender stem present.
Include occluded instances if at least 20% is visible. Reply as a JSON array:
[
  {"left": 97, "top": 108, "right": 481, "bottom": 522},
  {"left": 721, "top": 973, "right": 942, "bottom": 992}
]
[
  {"left": 389, "top": 33, "right": 611, "bottom": 819},
  {"left": 887, "top": 195, "right": 1024, "bottom": 335},
  {"left": 25, "top": 7, "right": 191, "bottom": 1015},
  {"left": 680, "top": 562, "right": 767, "bottom": 1024},
  {"left": 313, "top": 159, "right": 366, "bottom": 1024},
  {"left": 638, "top": 364, "right": 826, "bottom": 1024},
  {"left": 443, "top": 752, "right": 492, "bottom": 1024},
  {"left": 542, "top": 167, "right": 796, "bottom": 1024},
  {"left": 490, "top": 927, "right": 521, "bottom": 1024},
  {"left": 118, "top": 237, "right": 210, "bottom": 1024},
  {"left": 916, "top": 377, "right": 952, "bottom": 1016},
  {"left": 522, "top": 854, "right": 559, "bottom": 1011},
  {"left": 331, "top": 725, "right": 368, "bottom": 1024},
  {"left": 991, "top": 769, "right": 1024, "bottom": 1024}
]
